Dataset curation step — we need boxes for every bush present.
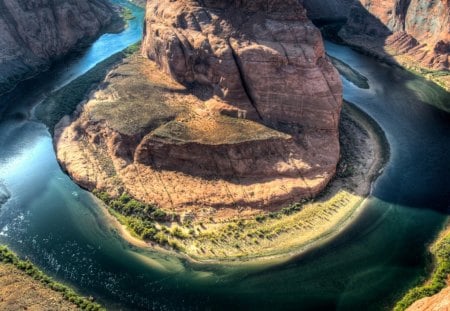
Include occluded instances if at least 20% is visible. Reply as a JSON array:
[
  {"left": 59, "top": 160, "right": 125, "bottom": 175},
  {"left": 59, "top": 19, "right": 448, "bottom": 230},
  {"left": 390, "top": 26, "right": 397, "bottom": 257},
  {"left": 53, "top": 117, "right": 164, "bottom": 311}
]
[{"left": 394, "top": 233, "right": 450, "bottom": 310}]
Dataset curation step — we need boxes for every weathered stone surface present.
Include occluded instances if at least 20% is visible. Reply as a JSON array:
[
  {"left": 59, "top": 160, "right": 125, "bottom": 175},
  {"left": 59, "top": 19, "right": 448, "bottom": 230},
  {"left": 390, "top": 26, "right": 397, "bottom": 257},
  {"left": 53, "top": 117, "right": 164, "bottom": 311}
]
[
  {"left": 341, "top": 0, "right": 450, "bottom": 70},
  {"left": 141, "top": 0, "right": 342, "bottom": 134},
  {"left": 406, "top": 286, "right": 450, "bottom": 311},
  {"left": 0, "top": 0, "right": 119, "bottom": 94}
]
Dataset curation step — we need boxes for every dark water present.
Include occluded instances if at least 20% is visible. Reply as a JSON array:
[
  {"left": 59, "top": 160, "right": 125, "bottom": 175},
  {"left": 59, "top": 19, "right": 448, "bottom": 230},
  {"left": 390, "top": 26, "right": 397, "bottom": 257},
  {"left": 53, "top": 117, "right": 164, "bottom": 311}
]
[{"left": 0, "top": 2, "right": 449, "bottom": 310}]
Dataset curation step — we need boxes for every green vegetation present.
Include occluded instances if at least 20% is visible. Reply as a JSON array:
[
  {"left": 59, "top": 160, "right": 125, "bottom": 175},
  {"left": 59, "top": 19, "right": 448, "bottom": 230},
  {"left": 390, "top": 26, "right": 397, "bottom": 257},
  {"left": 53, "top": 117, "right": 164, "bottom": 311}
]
[
  {"left": 121, "top": 7, "right": 135, "bottom": 21},
  {"left": 94, "top": 191, "right": 185, "bottom": 249},
  {"left": 35, "top": 43, "right": 141, "bottom": 133},
  {"left": 394, "top": 226, "right": 450, "bottom": 311},
  {"left": 0, "top": 246, "right": 104, "bottom": 310}
]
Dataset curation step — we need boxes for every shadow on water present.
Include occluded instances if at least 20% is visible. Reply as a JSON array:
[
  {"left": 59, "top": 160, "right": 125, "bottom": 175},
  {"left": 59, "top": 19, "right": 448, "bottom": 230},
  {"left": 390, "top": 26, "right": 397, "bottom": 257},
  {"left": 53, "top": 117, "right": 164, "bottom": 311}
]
[
  {"left": 0, "top": 1, "right": 449, "bottom": 311},
  {"left": 302, "top": 0, "right": 450, "bottom": 212}
]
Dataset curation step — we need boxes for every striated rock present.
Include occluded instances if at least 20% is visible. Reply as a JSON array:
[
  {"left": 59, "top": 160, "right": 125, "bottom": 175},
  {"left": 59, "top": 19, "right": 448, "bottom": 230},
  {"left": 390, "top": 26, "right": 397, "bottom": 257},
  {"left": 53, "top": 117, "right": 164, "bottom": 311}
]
[
  {"left": 55, "top": 0, "right": 342, "bottom": 220},
  {"left": 406, "top": 286, "right": 450, "bottom": 311},
  {"left": 141, "top": 0, "right": 342, "bottom": 133},
  {"left": 0, "top": 0, "right": 121, "bottom": 94},
  {"left": 340, "top": 0, "right": 450, "bottom": 71}
]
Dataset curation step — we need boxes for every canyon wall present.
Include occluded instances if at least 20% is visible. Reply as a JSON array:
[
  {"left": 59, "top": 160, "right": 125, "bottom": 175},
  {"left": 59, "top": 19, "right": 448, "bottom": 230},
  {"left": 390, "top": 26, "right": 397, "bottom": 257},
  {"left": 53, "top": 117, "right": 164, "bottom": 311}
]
[
  {"left": 0, "top": 0, "right": 120, "bottom": 94},
  {"left": 341, "top": 0, "right": 450, "bottom": 70},
  {"left": 141, "top": 0, "right": 342, "bottom": 134},
  {"left": 56, "top": 0, "right": 343, "bottom": 219},
  {"left": 302, "top": 0, "right": 449, "bottom": 72}
]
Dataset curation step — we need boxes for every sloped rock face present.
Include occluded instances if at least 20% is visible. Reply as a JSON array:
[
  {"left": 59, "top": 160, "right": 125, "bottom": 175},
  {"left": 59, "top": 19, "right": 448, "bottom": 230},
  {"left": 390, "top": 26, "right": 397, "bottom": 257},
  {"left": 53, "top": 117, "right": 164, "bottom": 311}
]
[
  {"left": 0, "top": 0, "right": 119, "bottom": 94},
  {"left": 340, "top": 0, "right": 450, "bottom": 70},
  {"left": 142, "top": 0, "right": 342, "bottom": 134}
]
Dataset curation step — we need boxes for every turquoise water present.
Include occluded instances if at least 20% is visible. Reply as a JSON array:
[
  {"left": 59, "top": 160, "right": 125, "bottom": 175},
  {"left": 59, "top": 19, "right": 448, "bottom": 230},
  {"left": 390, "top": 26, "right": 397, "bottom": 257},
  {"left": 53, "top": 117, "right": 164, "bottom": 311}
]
[{"left": 0, "top": 3, "right": 449, "bottom": 310}]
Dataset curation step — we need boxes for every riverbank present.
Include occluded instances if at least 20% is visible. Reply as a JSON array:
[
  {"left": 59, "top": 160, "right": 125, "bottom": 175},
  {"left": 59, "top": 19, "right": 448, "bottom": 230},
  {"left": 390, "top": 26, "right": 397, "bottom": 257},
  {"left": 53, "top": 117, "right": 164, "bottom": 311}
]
[
  {"left": 35, "top": 43, "right": 140, "bottom": 132},
  {"left": 0, "top": 246, "right": 103, "bottom": 310},
  {"left": 395, "top": 221, "right": 450, "bottom": 311},
  {"left": 87, "top": 101, "right": 388, "bottom": 264}
]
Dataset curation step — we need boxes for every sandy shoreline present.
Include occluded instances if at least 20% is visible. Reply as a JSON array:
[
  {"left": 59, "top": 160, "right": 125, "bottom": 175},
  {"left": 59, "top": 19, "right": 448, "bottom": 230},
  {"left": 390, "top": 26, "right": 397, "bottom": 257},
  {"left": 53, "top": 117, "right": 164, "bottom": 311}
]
[{"left": 92, "top": 101, "right": 389, "bottom": 265}]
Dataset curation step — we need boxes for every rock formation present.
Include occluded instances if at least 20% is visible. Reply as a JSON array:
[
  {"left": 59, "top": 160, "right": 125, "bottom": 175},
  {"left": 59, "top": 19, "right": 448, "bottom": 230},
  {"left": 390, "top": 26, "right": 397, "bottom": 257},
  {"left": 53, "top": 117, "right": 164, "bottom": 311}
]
[
  {"left": 55, "top": 0, "right": 342, "bottom": 220},
  {"left": 302, "top": 0, "right": 449, "bottom": 73},
  {"left": 0, "top": 0, "right": 120, "bottom": 94},
  {"left": 341, "top": 0, "right": 450, "bottom": 71},
  {"left": 141, "top": 0, "right": 342, "bottom": 133}
]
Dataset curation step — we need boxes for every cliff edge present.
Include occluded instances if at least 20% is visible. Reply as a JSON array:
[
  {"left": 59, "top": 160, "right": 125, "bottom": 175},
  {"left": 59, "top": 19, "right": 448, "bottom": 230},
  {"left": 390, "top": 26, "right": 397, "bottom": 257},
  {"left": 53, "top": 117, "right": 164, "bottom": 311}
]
[
  {"left": 341, "top": 0, "right": 450, "bottom": 71},
  {"left": 302, "top": 0, "right": 450, "bottom": 89},
  {"left": 0, "top": 0, "right": 121, "bottom": 95}
]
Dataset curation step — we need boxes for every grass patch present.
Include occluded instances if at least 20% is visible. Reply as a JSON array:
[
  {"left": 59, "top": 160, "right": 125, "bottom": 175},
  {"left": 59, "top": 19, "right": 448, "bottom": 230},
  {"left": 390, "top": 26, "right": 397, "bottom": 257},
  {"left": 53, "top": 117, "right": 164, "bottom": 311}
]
[
  {"left": 0, "top": 246, "right": 104, "bottom": 310},
  {"left": 394, "top": 226, "right": 450, "bottom": 310},
  {"left": 35, "top": 43, "right": 141, "bottom": 133},
  {"left": 94, "top": 191, "right": 184, "bottom": 248}
]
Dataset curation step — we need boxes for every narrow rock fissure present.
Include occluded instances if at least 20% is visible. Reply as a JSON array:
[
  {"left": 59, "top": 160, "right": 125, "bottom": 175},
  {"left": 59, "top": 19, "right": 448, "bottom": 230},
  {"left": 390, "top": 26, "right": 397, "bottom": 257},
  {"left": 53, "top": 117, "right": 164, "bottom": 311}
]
[{"left": 227, "top": 38, "right": 264, "bottom": 122}]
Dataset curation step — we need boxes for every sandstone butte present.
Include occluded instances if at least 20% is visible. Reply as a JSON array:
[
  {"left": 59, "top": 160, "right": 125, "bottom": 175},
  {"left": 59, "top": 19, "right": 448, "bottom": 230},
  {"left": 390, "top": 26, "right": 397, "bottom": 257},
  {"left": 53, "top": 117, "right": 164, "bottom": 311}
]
[
  {"left": 301, "top": 0, "right": 450, "bottom": 89},
  {"left": 0, "top": 0, "right": 121, "bottom": 95},
  {"left": 55, "top": 0, "right": 343, "bottom": 222}
]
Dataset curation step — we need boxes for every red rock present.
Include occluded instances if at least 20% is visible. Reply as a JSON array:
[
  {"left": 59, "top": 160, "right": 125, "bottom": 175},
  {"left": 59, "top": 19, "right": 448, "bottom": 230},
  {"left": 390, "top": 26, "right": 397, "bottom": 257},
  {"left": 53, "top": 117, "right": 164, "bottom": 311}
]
[
  {"left": 342, "top": 0, "right": 450, "bottom": 70},
  {"left": 0, "top": 0, "right": 120, "bottom": 94}
]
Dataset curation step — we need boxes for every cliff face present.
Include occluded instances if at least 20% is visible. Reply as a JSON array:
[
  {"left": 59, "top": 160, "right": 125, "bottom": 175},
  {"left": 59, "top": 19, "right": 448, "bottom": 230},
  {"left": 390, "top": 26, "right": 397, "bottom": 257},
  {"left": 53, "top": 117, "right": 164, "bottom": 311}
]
[
  {"left": 141, "top": 0, "right": 342, "bottom": 133},
  {"left": 0, "top": 0, "right": 119, "bottom": 94},
  {"left": 55, "top": 0, "right": 342, "bottom": 219},
  {"left": 302, "top": 0, "right": 450, "bottom": 71},
  {"left": 342, "top": 0, "right": 450, "bottom": 70}
]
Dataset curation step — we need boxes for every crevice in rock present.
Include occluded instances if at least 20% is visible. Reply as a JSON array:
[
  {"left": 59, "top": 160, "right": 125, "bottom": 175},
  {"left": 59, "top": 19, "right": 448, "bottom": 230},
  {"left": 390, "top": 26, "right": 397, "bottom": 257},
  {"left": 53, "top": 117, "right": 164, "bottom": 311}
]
[{"left": 227, "top": 38, "right": 264, "bottom": 122}]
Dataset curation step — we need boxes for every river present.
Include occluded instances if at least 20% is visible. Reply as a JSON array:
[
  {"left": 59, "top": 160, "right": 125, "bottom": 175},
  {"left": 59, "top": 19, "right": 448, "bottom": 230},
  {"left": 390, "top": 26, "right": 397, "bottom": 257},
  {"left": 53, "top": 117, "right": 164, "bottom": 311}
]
[{"left": 0, "top": 2, "right": 449, "bottom": 310}]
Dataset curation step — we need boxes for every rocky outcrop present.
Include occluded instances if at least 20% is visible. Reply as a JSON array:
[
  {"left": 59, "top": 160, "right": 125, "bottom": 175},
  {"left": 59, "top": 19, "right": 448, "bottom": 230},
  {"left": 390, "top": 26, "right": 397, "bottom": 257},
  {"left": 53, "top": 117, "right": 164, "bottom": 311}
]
[
  {"left": 55, "top": 0, "right": 342, "bottom": 219},
  {"left": 0, "top": 0, "right": 121, "bottom": 95},
  {"left": 341, "top": 0, "right": 449, "bottom": 71},
  {"left": 141, "top": 0, "right": 342, "bottom": 134},
  {"left": 0, "top": 182, "right": 10, "bottom": 206}
]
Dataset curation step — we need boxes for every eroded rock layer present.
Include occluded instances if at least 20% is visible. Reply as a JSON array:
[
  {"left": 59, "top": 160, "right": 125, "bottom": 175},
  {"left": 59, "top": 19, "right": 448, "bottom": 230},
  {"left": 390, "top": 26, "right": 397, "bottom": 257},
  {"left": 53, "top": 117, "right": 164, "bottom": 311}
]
[
  {"left": 341, "top": 0, "right": 450, "bottom": 70},
  {"left": 141, "top": 0, "right": 342, "bottom": 133},
  {"left": 55, "top": 0, "right": 342, "bottom": 220},
  {"left": 302, "top": 0, "right": 450, "bottom": 72},
  {"left": 0, "top": 0, "right": 119, "bottom": 94}
]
